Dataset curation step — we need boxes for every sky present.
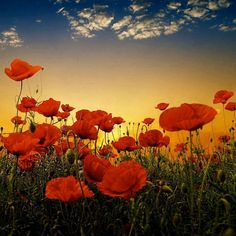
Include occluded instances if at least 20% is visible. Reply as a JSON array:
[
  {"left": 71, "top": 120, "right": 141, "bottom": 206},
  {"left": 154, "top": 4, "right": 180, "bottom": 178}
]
[{"left": 0, "top": 0, "right": 236, "bottom": 139}]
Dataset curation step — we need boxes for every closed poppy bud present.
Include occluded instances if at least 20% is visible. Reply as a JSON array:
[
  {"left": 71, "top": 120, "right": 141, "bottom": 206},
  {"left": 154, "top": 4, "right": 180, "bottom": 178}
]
[
  {"left": 29, "top": 121, "right": 36, "bottom": 133},
  {"left": 66, "top": 149, "right": 75, "bottom": 165},
  {"left": 219, "top": 198, "right": 231, "bottom": 214},
  {"left": 172, "top": 213, "right": 181, "bottom": 227},
  {"left": 223, "top": 227, "right": 236, "bottom": 236},
  {"left": 217, "top": 170, "right": 226, "bottom": 183},
  {"left": 161, "top": 185, "right": 173, "bottom": 193}
]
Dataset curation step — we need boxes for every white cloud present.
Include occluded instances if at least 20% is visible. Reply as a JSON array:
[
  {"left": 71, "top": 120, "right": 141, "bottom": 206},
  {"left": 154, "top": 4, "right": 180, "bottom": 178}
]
[
  {"left": 0, "top": 27, "right": 23, "bottom": 49},
  {"left": 218, "top": 0, "right": 231, "bottom": 8},
  {"left": 129, "top": 3, "right": 150, "bottom": 13},
  {"left": 184, "top": 7, "right": 208, "bottom": 18},
  {"left": 168, "top": 2, "right": 182, "bottom": 10},
  {"left": 36, "top": 19, "right": 42, "bottom": 23},
  {"left": 111, "top": 16, "right": 132, "bottom": 31},
  {"left": 208, "top": 1, "right": 219, "bottom": 10},
  {"left": 58, "top": 6, "right": 114, "bottom": 39},
  {"left": 218, "top": 24, "right": 236, "bottom": 32},
  {"left": 233, "top": 19, "right": 236, "bottom": 24}
]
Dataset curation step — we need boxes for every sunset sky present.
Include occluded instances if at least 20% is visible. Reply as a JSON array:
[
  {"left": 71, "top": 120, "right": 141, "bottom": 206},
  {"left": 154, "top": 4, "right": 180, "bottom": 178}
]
[{"left": 0, "top": 0, "right": 236, "bottom": 139}]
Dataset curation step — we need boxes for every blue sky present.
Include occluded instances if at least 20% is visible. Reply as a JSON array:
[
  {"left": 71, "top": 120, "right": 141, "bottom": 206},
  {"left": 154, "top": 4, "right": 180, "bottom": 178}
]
[{"left": 0, "top": 0, "right": 236, "bottom": 48}]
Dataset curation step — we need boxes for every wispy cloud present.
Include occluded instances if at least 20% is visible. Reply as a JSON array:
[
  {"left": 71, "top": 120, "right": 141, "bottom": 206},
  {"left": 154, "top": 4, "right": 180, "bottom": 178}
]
[
  {"left": 184, "top": 7, "right": 208, "bottom": 18},
  {"left": 58, "top": 5, "right": 114, "bottom": 39},
  {"left": 218, "top": 24, "right": 236, "bottom": 32},
  {"left": 36, "top": 19, "right": 42, "bottom": 23},
  {"left": 0, "top": 27, "right": 23, "bottom": 49},
  {"left": 167, "top": 2, "right": 182, "bottom": 10}
]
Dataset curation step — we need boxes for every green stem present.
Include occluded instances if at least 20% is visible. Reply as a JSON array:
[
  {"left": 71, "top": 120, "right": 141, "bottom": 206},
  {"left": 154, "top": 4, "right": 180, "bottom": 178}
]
[{"left": 14, "top": 81, "right": 23, "bottom": 132}]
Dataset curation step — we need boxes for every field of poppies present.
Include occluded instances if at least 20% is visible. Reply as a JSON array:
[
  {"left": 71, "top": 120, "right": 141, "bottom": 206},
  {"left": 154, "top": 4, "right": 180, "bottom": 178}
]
[{"left": 0, "top": 59, "right": 236, "bottom": 236}]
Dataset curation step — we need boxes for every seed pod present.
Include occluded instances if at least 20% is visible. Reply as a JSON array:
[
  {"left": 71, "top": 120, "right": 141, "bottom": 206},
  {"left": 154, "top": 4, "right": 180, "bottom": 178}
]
[{"left": 66, "top": 149, "right": 75, "bottom": 165}]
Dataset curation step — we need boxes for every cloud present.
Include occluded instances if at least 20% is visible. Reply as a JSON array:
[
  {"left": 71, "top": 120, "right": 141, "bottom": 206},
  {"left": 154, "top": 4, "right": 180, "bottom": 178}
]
[
  {"left": 184, "top": 7, "right": 208, "bottom": 18},
  {"left": 218, "top": 0, "right": 231, "bottom": 8},
  {"left": 218, "top": 24, "right": 236, "bottom": 32},
  {"left": 0, "top": 27, "right": 23, "bottom": 49},
  {"left": 233, "top": 19, "right": 236, "bottom": 24},
  {"left": 58, "top": 6, "right": 114, "bottom": 39},
  {"left": 129, "top": 2, "right": 151, "bottom": 13},
  {"left": 111, "top": 16, "right": 132, "bottom": 31},
  {"left": 36, "top": 19, "right": 42, "bottom": 23},
  {"left": 167, "top": 2, "right": 182, "bottom": 10},
  {"left": 208, "top": 1, "right": 219, "bottom": 10}
]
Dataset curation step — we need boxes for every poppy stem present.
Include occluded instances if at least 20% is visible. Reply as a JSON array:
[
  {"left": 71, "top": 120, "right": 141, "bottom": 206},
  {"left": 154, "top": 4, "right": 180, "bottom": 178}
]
[
  {"left": 14, "top": 81, "right": 23, "bottom": 132},
  {"left": 222, "top": 104, "right": 228, "bottom": 134},
  {"left": 189, "top": 131, "right": 194, "bottom": 233}
]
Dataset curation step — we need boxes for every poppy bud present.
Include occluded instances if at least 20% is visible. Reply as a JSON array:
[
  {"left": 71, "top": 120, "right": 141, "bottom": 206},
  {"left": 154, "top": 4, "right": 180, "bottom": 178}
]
[
  {"left": 172, "top": 213, "right": 181, "bottom": 226},
  {"left": 29, "top": 121, "right": 36, "bottom": 133},
  {"left": 161, "top": 185, "right": 173, "bottom": 193},
  {"left": 66, "top": 149, "right": 75, "bottom": 165},
  {"left": 219, "top": 198, "right": 231, "bottom": 214},
  {"left": 223, "top": 227, "right": 236, "bottom": 236},
  {"left": 217, "top": 170, "right": 226, "bottom": 183}
]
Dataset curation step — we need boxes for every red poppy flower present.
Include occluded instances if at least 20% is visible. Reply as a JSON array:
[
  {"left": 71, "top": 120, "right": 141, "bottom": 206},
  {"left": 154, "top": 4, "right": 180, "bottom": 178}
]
[
  {"left": 112, "top": 136, "right": 141, "bottom": 152},
  {"left": 17, "top": 97, "right": 37, "bottom": 112},
  {"left": 11, "top": 116, "right": 26, "bottom": 125},
  {"left": 33, "top": 124, "right": 61, "bottom": 148},
  {"left": 45, "top": 176, "right": 94, "bottom": 202},
  {"left": 97, "top": 160, "right": 147, "bottom": 200},
  {"left": 112, "top": 117, "right": 125, "bottom": 125},
  {"left": 2, "top": 131, "right": 39, "bottom": 156},
  {"left": 56, "top": 111, "right": 70, "bottom": 119},
  {"left": 71, "top": 120, "right": 98, "bottom": 140},
  {"left": 174, "top": 143, "right": 187, "bottom": 153},
  {"left": 213, "top": 90, "right": 234, "bottom": 104},
  {"left": 83, "top": 154, "right": 112, "bottom": 183},
  {"left": 98, "top": 145, "right": 116, "bottom": 158},
  {"left": 139, "top": 129, "right": 169, "bottom": 147},
  {"left": 5, "top": 58, "right": 43, "bottom": 81},
  {"left": 76, "top": 109, "right": 91, "bottom": 121},
  {"left": 225, "top": 102, "right": 236, "bottom": 111},
  {"left": 90, "top": 110, "right": 108, "bottom": 126},
  {"left": 17, "top": 151, "right": 40, "bottom": 171},
  {"left": 143, "top": 118, "right": 155, "bottom": 125},
  {"left": 159, "top": 103, "right": 217, "bottom": 131},
  {"left": 61, "top": 104, "right": 75, "bottom": 112},
  {"left": 99, "top": 114, "right": 115, "bottom": 133},
  {"left": 35, "top": 98, "right": 60, "bottom": 117},
  {"left": 155, "top": 103, "right": 169, "bottom": 111}
]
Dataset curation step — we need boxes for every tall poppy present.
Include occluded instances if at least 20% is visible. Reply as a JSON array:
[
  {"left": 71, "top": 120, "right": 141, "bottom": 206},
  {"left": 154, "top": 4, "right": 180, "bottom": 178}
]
[
  {"left": 213, "top": 90, "right": 234, "bottom": 104},
  {"left": 112, "top": 136, "right": 141, "bottom": 152},
  {"left": 17, "top": 97, "right": 37, "bottom": 112},
  {"left": 143, "top": 118, "right": 155, "bottom": 125},
  {"left": 155, "top": 103, "right": 169, "bottom": 111},
  {"left": 83, "top": 154, "right": 112, "bottom": 183},
  {"left": 11, "top": 116, "right": 26, "bottom": 125},
  {"left": 61, "top": 104, "right": 75, "bottom": 112},
  {"left": 159, "top": 103, "right": 217, "bottom": 131},
  {"left": 35, "top": 98, "right": 60, "bottom": 117},
  {"left": 45, "top": 176, "right": 94, "bottom": 202},
  {"left": 5, "top": 58, "right": 43, "bottom": 81},
  {"left": 2, "top": 131, "right": 39, "bottom": 156},
  {"left": 33, "top": 123, "right": 61, "bottom": 148},
  {"left": 225, "top": 102, "right": 236, "bottom": 111},
  {"left": 71, "top": 120, "right": 97, "bottom": 140},
  {"left": 97, "top": 160, "right": 147, "bottom": 200},
  {"left": 139, "top": 129, "right": 169, "bottom": 147}
]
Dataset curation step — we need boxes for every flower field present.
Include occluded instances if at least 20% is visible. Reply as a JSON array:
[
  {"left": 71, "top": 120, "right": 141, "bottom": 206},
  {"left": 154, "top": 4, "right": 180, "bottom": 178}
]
[{"left": 0, "top": 59, "right": 236, "bottom": 235}]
